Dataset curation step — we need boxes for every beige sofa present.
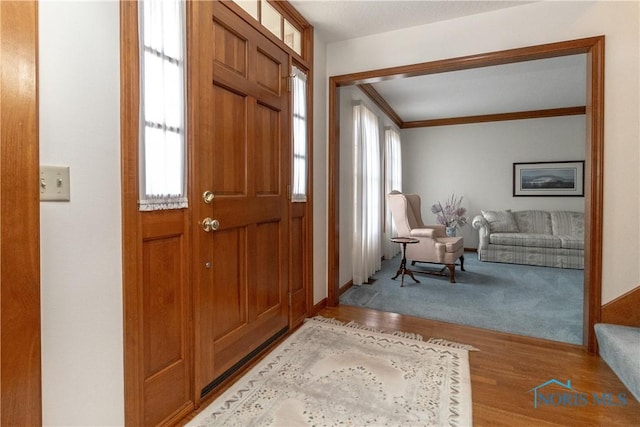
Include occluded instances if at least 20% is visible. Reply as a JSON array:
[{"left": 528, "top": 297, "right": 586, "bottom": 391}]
[{"left": 472, "top": 210, "right": 584, "bottom": 269}]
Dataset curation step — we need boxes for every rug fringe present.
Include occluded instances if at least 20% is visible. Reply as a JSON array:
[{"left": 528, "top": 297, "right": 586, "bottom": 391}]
[
  {"left": 308, "top": 316, "right": 424, "bottom": 341},
  {"left": 391, "top": 330, "right": 424, "bottom": 341},
  {"left": 310, "top": 316, "right": 477, "bottom": 349},
  {"left": 307, "top": 316, "right": 345, "bottom": 327},
  {"left": 426, "top": 337, "right": 480, "bottom": 351}
]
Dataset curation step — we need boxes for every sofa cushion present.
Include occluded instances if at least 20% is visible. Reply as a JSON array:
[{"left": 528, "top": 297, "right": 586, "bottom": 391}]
[
  {"left": 481, "top": 210, "right": 519, "bottom": 233},
  {"left": 551, "top": 211, "right": 584, "bottom": 238},
  {"left": 489, "top": 233, "right": 562, "bottom": 248},
  {"left": 512, "top": 210, "right": 552, "bottom": 235},
  {"left": 556, "top": 235, "right": 584, "bottom": 250}
]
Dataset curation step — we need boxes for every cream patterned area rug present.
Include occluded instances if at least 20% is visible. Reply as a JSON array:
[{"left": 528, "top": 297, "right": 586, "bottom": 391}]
[{"left": 187, "top": 317, "right": 473, "bottom": 427}]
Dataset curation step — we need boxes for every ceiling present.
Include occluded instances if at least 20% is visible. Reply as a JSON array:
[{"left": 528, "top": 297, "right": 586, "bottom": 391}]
[
  {"left": 290, "top": 1, "right": 587, "bottom": 122},
  {"left": 370, "top": 54, "right": 587, "bottom": 122},
  {"left": 289, "top": 0, "right": 532, "bottom": 44}
]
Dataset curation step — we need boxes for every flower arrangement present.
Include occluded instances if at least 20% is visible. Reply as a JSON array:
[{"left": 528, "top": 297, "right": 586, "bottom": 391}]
[{"left": 431, "top": 194, "right": 468, "bottom": 229}]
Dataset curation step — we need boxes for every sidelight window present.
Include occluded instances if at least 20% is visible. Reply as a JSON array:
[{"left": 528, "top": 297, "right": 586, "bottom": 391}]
[
  {"left": 138, "top": 0, "right": 187, "bottom": 211},
  {"left": 291, "top": 66, "right": 308, "bottom": 202}
]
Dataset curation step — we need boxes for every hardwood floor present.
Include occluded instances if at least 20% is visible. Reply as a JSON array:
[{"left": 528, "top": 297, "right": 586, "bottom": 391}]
[
  {"left": 320, "top": 305, "right": 640, "bottom": 426},
  {"left": 181, "top": 305, "right": 639, "bottom": 426}
]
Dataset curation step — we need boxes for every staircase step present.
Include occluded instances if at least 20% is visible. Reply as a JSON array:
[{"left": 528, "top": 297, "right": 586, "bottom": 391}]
[{"left": 595, "top": 323, "right": 640, "bottom": 402}]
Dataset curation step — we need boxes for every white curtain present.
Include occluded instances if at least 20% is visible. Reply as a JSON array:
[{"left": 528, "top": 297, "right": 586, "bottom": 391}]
[
  {"left": 291, "top": 66, "right": 307, "bottom": 202},
  {"left": 352, "top": 103, "right": 382, "bottom": 285},
  {"left": 138, "top": 0, "right": 187, "bottom": 211},
  {"left": 383, "top": 128, "right": 402, "bottom": 259}
]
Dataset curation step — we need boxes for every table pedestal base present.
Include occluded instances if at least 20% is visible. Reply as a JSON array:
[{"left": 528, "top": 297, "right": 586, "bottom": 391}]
[{"left": 391, "top": 241, "right": 420, "bottom": 287}]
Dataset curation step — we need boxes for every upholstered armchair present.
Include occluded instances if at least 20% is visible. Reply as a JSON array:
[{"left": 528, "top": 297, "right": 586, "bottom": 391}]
[{"left": 387, "top": 191, "right": 465, "bottom": 283}]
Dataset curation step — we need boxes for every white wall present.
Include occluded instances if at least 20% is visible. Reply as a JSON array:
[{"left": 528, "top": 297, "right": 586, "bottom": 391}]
[
  {"left": 338, "top": 85, "right": 399, "bottom": 287},
  {"left": 39, "top": 2, "right": 124, "bottom": 425},
  {"left": 319, "top": 0, "right": 639, "bottom": 304},
  {"left": 402, "top": 116, "right": 586, "bottom": 248}
]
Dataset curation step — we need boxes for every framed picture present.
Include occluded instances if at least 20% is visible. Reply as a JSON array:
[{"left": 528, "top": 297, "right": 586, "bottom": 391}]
[{"left": 513, "top": 161, "right": 584, "bottom": 197}]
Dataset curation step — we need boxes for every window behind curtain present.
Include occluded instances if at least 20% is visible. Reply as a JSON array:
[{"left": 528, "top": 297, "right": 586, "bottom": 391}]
[
  {"left": 383, "top": 128, "right": 402, "bottom": 260},
  {"left": 291, "top": 66, "right": 307, "bottom": 202},
  {"left": 138, "top": 0, "right": 187, "bottom": 211}
]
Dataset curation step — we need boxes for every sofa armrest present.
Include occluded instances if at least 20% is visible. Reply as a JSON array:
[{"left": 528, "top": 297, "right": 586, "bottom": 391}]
[
  {"left": 472, "top": 215, "right": 490, "bottom": 250},
  {"left": 472, "top": 215, "right": 489, "bottom": 231}
]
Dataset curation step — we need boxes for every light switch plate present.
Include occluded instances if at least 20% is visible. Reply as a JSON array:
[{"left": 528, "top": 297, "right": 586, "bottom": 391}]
[{"left": 40, "top": 165, "right": 70, "bottom": 201}]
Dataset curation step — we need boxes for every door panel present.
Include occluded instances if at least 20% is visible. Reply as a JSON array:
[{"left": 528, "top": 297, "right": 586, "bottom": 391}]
[
  {"left": 255, "top": 103, "right": 281, "bottom": 195},
  {"left": 289, "top": 204, "right": 308, "bottom": 326},
  {"left": 210, "top": 228, "right": 246, "bottom": 339},
  {"left": 212, "top": 85, "right": 247, "bottom": 195},
  {"left": 256, "top": 48, "right": 282, "bottom": 95},
  {"left": 213, "top": 20, "right": 247, "bottom": 77},
  {"left": 143, "top": 236, "right": 185, "bottom": 377},
  {"left": 193, "top": 1, "right": 290, "bottom": 395},
  {"left": 255, "top": 221, "right": 282, "bottom": 314}
]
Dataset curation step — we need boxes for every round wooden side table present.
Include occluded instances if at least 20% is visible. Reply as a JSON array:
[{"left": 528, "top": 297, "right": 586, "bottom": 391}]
[{"left": 390, "top": 237, "right": 420, "bottom": 287}]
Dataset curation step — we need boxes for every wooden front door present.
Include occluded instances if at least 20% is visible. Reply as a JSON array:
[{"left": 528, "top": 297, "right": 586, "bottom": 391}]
[{"left": 191, "top": 1, "right": 290, "bottom": 396}]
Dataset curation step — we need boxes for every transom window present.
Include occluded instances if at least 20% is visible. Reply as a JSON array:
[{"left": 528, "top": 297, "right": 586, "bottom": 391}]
[{"left": 233, "top": 0, "right": 303, "bottom": 55}]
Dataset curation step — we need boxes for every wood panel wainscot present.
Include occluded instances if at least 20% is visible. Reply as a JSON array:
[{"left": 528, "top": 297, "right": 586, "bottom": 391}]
[
  {"left": 140, "top": 210, "right": 193, "bottom": 426},
  {"left": 601, "top": 285, "right": 640, "bottom": 328}
]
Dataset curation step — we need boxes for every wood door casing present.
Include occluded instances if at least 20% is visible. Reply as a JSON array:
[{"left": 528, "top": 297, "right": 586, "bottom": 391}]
[
  {"left": 0, "top": 1, "right": 42, "bottom": 424},
  {"left": 327, "top": 37, "right": 605, "bottom": 352},
  {"left": 192, "top": 1, "right": 290, "bottom": 395}
]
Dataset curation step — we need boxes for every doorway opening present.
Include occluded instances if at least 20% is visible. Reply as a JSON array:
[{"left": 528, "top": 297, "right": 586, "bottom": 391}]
[{"left": 327, "top": 36, "right": 604, "bottom": 351}]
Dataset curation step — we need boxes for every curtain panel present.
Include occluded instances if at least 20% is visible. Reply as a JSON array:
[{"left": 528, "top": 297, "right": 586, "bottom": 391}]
[
  {"left": 291, "top": 66, "right": 308, "bottom": 202},
  {"left": 383, "top": 128, "right": 402, "bottom": 260},
  {"left": 138, "top": 0, "right": 188, "bottom": 211},
  {"left": 352, "top": 103, "right": 382, "bottom": 285}
]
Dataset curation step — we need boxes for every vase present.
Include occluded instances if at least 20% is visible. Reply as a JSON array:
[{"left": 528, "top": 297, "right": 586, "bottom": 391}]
[{"left": 445, "top": 226, "right": 457, "bottom": 237}]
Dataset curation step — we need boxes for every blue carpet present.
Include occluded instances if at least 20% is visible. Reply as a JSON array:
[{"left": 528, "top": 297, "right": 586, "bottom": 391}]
[
  {"left": 340, "top": 254, "right": 584, "bottom": 344},
  {"left": 595, "top": 324, "right": 640, "bottom": 402}
]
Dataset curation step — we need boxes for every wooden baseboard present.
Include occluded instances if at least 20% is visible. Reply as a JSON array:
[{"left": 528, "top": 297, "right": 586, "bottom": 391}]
[
  {"left": 339, "top": 280, "right": 353, "bottom": 296},
  {"left": 310, "top": 279, "right": 355, "bottom": 317},
  {"left": 601, "top": 284, "right": 640, "bottom": 328},
  {"left": 311, "top": 298, "right": 328, "bottom": 316}
]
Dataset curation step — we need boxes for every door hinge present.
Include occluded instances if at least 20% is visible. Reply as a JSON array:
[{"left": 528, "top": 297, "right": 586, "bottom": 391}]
[
  {"left": 288, "top": 292, "right": 292, "bottom": 307},
  {"left": 287, "top": 184, "right": 291, "bottom": 201},
  {"left": 286, "top": 74, "right": 294, "bottom": 92}
]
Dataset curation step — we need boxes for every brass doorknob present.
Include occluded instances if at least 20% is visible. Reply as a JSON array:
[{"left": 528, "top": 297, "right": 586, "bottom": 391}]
[{"left": 200, "top": 217, "right": 219, "bottom": 232}]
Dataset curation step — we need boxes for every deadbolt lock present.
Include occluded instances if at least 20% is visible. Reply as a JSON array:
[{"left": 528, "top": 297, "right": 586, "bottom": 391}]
[{"left": 203, "top": 191, "right": 215, "bottom": 204}]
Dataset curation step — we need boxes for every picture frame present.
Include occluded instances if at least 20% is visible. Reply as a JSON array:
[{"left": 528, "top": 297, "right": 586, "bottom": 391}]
[{"left": 513, "top": 161, "right": 584, "bottom": 197}]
